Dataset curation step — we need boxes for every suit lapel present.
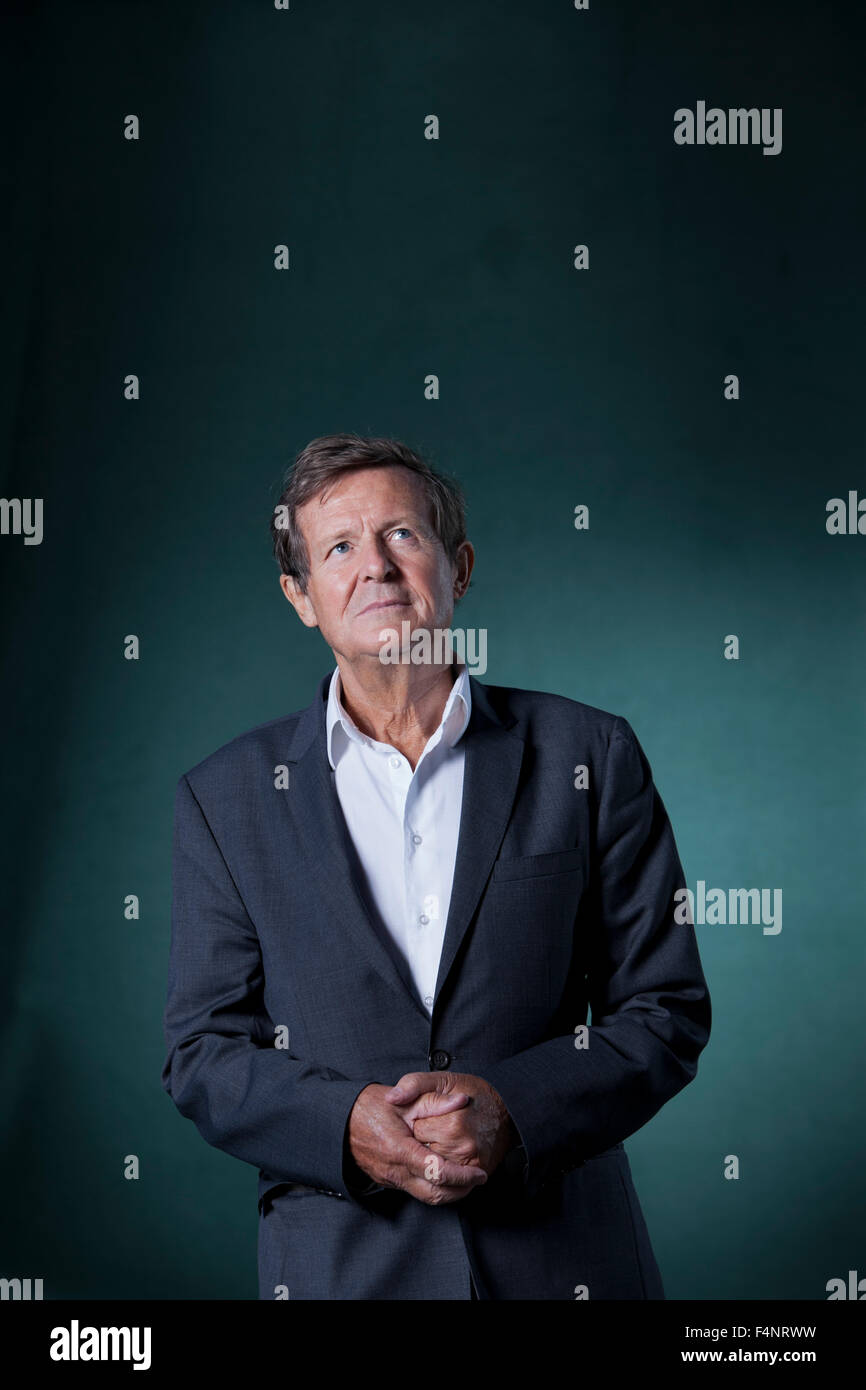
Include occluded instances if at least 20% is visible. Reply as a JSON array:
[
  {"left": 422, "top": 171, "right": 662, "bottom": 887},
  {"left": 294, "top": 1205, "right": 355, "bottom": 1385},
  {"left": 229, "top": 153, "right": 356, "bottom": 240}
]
[
  {"left": 280, "top": 671, "right": 525, "bottom": 1016},
  {"left": 433, "top": 676, "right": 524, "bottom": 1004},
  {"left": 280, "top": 674, "right": 425, "bottom": 1012}
]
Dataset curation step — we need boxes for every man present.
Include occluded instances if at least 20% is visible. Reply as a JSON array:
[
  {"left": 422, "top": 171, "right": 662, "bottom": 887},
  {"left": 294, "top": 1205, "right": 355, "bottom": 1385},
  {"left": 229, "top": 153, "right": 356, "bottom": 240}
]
[{"left": 162, "top": 433, "right": 711, "bottom": 1300}]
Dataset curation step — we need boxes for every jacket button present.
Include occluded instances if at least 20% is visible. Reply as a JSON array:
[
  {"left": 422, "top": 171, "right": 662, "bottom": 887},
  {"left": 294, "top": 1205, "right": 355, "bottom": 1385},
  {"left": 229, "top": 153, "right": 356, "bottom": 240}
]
[{"left": 430, "top": 1049, "right": 451, "bottom": 1070}]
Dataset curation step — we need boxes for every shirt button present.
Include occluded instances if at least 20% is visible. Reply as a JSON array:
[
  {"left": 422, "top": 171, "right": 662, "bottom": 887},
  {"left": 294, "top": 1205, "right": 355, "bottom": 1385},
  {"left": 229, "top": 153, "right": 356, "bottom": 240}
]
[
  {"left": 389, "top": 756, "right": 401, "bottom": 769},
  {"left": 419, "top": 914, "right": 429, "bottom": 925},
  {"left": 412, "top": 834, "right": 422, "bottom": 845},
  {"left": 424, "top": 995, "right": 433, "bottom": 1008}
]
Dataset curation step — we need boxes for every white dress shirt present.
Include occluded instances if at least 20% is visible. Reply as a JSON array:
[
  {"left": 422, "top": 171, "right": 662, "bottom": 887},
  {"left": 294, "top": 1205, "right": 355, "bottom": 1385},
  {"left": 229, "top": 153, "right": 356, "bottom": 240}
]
[{"left": 326, "top": 663, "right": 472, "bottom": 1015}]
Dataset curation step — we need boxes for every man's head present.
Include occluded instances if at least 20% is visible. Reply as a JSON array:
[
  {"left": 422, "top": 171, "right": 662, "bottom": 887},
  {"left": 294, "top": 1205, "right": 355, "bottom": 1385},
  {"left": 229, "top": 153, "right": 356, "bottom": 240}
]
[{"left": 271, "top": 434, "right": 474, "bottom": 665}]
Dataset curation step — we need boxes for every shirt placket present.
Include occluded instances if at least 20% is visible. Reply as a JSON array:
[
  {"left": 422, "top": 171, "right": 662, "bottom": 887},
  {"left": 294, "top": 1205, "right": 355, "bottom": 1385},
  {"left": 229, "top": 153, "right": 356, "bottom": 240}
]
[{"left": 387, "top": 741, "right": 443, "bottom": 1016}]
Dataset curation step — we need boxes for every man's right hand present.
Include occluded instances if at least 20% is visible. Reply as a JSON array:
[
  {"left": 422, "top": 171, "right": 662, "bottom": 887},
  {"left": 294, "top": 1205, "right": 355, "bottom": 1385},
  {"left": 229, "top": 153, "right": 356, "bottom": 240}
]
[{"left": 347, "top": 1083, "right": 489, "bottom": 1205}]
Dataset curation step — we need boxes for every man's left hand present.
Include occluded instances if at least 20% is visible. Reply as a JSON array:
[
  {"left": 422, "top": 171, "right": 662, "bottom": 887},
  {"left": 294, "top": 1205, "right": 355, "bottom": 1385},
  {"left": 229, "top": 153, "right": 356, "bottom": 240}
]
[{"left": 384, "top": 1072, "right": 518, "bottom": 1178}]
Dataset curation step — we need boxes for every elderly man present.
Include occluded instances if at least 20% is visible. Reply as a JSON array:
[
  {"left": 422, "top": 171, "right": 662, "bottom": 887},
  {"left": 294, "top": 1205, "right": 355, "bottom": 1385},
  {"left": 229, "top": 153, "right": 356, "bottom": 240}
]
[{"left": 162, "top": 432, "right": 711, "bottom": 1300}]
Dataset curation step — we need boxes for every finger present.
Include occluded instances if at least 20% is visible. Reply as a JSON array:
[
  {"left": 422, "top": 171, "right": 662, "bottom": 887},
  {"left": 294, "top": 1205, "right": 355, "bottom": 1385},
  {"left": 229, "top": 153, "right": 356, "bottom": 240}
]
[
  {"left": 412, "top": 1113, "right": 471, "bottom": 1145},
  {"left": 413, "top": 1127, "right": 481, "bottom": 1166},
  {"left": 403, "top": 1172, "right": 486, "bottom": 1206},
  {"left": 425, "top": 1144, "right": 484, "bottom": 1167},
  {"left": 409, "top": 1161, "right": 488, "bottom": 1198},
  {"left": 383, "top": 1072, "right": 440, "bottom": 1105},
  {"left": 402, "top": 1135, "right": 487, "bottom": 1189},
  {"left": 398, "top": 1091, "right": 470, "bottom": 1124}
]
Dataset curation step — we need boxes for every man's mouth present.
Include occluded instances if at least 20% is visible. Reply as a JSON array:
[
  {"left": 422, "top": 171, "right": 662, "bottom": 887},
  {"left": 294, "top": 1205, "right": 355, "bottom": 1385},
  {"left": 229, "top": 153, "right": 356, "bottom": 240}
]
[{"left": 358, "top": 600, "right": 411, "bottom": 615}]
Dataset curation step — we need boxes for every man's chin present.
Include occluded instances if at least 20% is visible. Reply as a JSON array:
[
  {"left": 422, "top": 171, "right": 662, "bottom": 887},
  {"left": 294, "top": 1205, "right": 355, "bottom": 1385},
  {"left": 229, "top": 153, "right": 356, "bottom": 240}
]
[
  {"left": 342, "top": 640, "right": 409, "bottom": 664},
  {"left": 362, "top": 613, "right": 415, "bottom": 644}
]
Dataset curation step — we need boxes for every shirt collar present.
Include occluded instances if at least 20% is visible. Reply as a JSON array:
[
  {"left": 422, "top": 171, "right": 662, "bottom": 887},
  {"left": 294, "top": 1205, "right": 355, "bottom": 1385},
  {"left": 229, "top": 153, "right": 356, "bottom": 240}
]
[{"left": 326, "top": 662, "right": 472, "bottom": 770}]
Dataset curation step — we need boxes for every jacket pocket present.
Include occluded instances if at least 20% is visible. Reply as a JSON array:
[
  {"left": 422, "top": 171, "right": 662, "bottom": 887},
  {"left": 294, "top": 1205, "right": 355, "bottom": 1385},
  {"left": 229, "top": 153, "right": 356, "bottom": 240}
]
[
  {"left": 258, "top": 1181, "right": 333, "bottom": 1215},
  {"left": 491, "top": 847, "right": 583, "bottom": 882}
]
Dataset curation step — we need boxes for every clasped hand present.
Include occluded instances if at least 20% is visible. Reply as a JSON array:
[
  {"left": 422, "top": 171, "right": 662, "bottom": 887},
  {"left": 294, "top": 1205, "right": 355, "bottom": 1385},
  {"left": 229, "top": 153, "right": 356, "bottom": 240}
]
[{"left": 347, "top": 1071, "right": 517, "bottom": 1206}]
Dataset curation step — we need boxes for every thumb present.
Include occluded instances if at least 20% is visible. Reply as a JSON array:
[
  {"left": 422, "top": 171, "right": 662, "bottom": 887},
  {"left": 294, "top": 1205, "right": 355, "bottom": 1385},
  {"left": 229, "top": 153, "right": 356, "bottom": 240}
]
[
  {"left": 383, "top": 1072, "right": 434, "bottom": 1105},
  {"left": 384, "top": 1072, "right": 458, "bottom": 1106},
  {"left": 399, "top": 1090, "right": 470, "bottom": 1125}
]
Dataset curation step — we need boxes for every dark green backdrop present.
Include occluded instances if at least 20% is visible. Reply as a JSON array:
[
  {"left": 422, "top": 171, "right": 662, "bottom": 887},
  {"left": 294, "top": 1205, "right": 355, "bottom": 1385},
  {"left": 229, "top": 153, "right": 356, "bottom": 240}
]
[{"left": 1, "top": 0, "right": 863, "bottom": 1299}]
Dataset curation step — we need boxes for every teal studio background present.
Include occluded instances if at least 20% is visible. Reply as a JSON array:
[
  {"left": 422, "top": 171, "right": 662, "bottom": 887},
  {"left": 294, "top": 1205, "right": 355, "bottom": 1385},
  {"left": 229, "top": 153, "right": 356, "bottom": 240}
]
[{"left": 1, "top": 0, "right": 863, "bottom": 1298}]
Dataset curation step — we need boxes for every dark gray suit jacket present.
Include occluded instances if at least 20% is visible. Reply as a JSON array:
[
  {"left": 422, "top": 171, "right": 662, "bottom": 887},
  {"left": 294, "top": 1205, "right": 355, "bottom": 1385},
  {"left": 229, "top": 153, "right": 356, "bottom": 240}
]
[{"left": 162, "top": 672, "right": 711, "bottom": 1299}]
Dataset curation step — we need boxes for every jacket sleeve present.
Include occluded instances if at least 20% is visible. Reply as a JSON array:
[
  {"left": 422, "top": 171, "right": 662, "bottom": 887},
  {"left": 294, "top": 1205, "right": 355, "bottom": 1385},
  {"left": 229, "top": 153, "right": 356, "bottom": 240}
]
[
  {"left": 477, "top": 715, "right": 711, "bottom": 1197},
  {"left": 162, "top": 773, "right": 376, "bottom": 1204}
]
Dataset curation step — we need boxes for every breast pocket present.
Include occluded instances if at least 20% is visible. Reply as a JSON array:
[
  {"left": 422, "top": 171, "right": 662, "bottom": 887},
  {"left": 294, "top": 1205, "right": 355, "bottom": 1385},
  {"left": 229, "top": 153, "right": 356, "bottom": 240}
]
[
  {"left": 490, "top": 847, "right": 583, "bottom": 883},
  {"left": 480, "top": 848, "right": 585, "bottom": 1021}
]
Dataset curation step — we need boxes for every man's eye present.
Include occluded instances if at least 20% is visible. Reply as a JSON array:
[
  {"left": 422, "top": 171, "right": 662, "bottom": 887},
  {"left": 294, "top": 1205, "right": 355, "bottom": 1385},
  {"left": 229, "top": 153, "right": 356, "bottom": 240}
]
[
  {"left": 331, "top": 541, "right": 350, "bottom": 555},
  {"left": 392, "top": 528, "right": 412, "bottom": 539}
]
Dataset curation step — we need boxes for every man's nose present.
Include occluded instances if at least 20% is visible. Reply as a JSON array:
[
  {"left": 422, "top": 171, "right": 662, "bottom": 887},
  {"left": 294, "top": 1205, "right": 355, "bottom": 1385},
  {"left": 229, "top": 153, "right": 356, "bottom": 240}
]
[{"left": 358, "top": 535, "right": 396, "bottom": 579}]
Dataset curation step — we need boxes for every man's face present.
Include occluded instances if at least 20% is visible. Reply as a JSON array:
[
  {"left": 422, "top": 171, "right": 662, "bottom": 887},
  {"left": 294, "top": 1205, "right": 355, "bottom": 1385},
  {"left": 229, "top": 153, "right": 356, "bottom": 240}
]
[{"left": 280, "top": 465, "right": 472, "bottom": 664}]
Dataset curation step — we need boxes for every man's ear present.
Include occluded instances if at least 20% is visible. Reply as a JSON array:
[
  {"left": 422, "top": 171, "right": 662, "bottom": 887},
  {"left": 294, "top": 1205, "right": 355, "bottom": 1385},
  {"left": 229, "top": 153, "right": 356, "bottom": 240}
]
[
  {"left": 279, "top": 573, "right": 319, "bottom": 629},
  {"left": 452, "top": 540, "right": 475, "bottom": 602}
]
